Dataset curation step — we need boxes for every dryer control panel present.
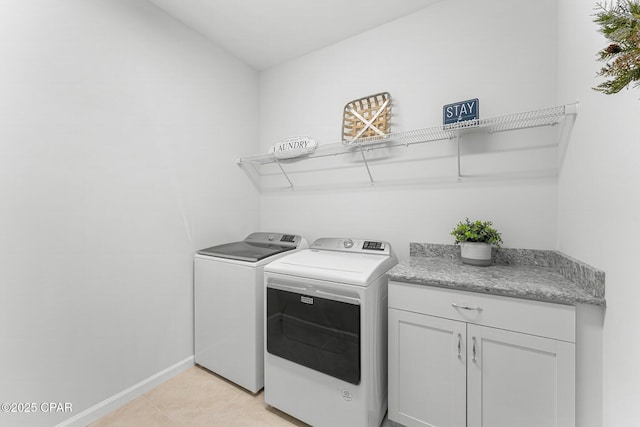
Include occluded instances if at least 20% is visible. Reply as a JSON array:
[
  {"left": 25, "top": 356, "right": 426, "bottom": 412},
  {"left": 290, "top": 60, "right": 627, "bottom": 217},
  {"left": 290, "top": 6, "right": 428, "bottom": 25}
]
[
  {"left": 311, "top": 238, "right": 391, "bottom": 256},
  {"left": 362, "top": 240, "right": 385, "bottom": 251}
]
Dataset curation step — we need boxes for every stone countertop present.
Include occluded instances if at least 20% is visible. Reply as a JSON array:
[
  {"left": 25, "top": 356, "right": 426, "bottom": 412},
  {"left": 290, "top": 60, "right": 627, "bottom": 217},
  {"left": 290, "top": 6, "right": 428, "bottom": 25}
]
[{"left": 388, "top": 248, "right": 606, "bottom": 307}]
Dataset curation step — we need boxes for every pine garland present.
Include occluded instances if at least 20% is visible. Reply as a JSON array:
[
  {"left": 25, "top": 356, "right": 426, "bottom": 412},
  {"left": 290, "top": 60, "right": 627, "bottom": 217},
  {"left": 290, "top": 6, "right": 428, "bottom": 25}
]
[{"left": 593, "top": 1, "right": 640, "bottom": 94}]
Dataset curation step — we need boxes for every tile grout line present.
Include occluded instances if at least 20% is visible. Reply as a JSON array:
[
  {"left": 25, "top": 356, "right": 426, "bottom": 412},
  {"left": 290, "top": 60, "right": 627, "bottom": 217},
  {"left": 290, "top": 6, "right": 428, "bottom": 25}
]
[{"left": 142, "top": 394, "right": 182, "bottom": 427}]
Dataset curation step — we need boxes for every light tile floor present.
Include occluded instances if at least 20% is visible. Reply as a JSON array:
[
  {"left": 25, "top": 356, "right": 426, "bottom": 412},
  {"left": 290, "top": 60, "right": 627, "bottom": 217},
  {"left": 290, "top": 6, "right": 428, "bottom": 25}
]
[{"left": 90, "top": 366, "right": 309, "bottom": 427}]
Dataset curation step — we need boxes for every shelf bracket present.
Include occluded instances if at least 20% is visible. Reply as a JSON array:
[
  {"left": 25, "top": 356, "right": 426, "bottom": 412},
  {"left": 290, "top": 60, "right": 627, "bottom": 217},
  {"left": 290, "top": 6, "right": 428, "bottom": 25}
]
[
  {"left": 237, "top": 159, "right": 263, "bottom": 191},
  {"left": 273, "top": 156, "right": 294, "bottom": 190},
  {"left": 558, "top": 101, "right": 579, "bottom": 169},
  {"left": 358, "top": 145, "right": 375, "bottom": 183},
  {"left": 456, "top": 129, "right": 462, "bottom": 179}
]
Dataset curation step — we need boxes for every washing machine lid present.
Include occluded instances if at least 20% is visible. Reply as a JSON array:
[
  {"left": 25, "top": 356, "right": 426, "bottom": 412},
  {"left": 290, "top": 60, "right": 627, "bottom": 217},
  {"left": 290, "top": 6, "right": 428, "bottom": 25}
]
[
  {"left": 197, "top": 232, "right": 303, "bottom": 263},
  {"left": 265, "top": 238, "right": 398, "bottom": 286}
]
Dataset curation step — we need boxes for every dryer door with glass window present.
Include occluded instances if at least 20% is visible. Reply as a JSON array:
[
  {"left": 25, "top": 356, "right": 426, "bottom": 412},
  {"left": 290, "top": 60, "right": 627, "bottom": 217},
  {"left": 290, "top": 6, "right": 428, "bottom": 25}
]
[{"left": 266, "top": 286, "right": 361, "bottom": 385}]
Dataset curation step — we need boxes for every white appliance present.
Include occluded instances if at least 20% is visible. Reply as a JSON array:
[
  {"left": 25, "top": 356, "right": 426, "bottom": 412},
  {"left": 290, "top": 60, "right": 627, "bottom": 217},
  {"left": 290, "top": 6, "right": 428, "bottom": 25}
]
[
  {"left": 194, "top": 232, "right": 307, "bottom": 393},
  {"left": 264, "top": 238, "right": 398, "bottom": 427}
]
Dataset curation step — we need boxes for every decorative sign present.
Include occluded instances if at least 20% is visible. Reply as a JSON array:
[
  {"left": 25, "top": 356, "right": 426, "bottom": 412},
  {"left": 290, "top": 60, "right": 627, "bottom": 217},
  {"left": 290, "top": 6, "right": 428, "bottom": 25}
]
[
  {"left": 342, "top": 92, "right": 392, "bottom": 143},
  {"left": 443, "top": 98, "right": 479, "bottom": 126},
  {"left": 268, "top": 136, "right": 318, "bottom": 159}
]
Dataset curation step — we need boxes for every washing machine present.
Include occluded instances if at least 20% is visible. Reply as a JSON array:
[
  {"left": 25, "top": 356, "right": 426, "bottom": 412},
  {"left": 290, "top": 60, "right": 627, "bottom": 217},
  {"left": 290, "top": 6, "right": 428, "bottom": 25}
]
[
  {"left": 264, "top": 237, "right": 397, "bottom": 427},
  {"left": 194, "top": 232, "right": 307, "bottom": 393}
]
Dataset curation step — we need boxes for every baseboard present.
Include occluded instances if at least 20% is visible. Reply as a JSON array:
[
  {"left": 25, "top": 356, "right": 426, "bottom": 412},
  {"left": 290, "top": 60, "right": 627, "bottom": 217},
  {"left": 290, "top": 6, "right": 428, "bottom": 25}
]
[{"left": 55, "top": 356, "right": 194, "bottom": 427}]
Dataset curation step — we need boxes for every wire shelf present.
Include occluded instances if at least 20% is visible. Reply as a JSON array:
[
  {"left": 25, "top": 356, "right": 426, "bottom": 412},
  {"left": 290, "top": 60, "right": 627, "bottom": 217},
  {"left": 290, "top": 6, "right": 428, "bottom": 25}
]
[{"left": 237, "top": 103, "right": 577, "bottom": 190}]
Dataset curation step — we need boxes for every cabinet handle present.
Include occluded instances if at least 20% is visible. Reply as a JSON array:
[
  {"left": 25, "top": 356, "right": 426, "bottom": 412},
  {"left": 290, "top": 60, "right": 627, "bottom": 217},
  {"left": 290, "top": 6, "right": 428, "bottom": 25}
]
[
  {"left": 457, "top": 333, "right": 462, "bottom": 359},
  {"left": 472, "top": 337, "right": 477, "bottom": 363},
  {"left": 452, "top": 303, "right": 483, "bottom": 311}
]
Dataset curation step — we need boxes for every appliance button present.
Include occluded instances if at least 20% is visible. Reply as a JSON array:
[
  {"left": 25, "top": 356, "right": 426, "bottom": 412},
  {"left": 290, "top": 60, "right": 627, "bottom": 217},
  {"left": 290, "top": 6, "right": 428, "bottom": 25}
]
[{"left": 343, "top": 239, "right": 354, "bottom": 249}]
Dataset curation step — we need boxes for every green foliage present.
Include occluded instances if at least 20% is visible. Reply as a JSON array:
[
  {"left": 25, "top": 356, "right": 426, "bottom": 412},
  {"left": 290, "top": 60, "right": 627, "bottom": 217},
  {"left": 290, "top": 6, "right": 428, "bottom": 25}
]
[
  {"left": 451, "top": 218, "right": 503, "bottom": 247},
  {"left": 593, "top": 1, "right": 640, "bottom": 94}
]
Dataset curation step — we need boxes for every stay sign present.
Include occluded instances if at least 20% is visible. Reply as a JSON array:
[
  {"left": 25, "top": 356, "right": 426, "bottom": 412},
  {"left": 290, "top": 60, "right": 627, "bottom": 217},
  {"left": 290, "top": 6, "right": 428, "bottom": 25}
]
[{"left": 443, "top": 98, "right": 479, "bottom": 125}]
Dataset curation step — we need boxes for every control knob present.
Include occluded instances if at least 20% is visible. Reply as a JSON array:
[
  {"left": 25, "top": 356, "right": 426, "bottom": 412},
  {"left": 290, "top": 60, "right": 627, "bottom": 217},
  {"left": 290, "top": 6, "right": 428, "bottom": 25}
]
[{"left": 343, "top": 239, "right": 354, "bottom": 249}]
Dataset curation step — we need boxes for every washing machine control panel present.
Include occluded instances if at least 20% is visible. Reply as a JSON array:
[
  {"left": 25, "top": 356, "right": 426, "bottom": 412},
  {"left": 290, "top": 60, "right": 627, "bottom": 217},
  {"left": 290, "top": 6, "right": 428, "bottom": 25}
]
[
  {"left": 245, "top": 232, "right": 304, "bottom": 247},
  {"left": 280, "top": 234, "right": 297, "bottom": 243}
]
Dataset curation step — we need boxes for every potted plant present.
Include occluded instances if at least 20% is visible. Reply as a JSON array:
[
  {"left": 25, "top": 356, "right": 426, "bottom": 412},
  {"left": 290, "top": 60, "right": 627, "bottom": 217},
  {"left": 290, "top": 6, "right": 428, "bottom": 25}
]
[{"left": 451, "top": 218, "right": 503, "bottom": 266}]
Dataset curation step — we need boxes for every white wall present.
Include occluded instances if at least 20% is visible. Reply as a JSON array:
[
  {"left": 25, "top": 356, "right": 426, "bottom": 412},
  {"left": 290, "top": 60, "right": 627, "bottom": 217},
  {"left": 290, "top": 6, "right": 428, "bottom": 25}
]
[
  {"left": 0, "top": 1, "right": 259, "bottom": 425},
  {"left": 259, "top": 0, "right": 559, "bottom": 260},
  {"left": 557, "top": 0, "right": 640, "bottom": 425}
]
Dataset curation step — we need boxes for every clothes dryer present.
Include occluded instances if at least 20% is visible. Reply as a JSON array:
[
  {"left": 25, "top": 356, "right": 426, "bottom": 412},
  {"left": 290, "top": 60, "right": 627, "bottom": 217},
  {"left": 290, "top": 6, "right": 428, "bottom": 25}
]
[{"left": 264, "top": 238, "right": 397, "bottom": 427}]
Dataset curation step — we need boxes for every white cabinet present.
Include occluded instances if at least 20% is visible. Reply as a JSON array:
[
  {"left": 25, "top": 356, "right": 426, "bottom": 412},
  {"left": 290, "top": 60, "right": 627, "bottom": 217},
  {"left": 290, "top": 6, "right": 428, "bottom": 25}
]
[
  {"left": 466, "top": 324, "right": 575, "bottom": 427},
  {"left": 389, "top": 309, "right": 466, "bottom": 427},
  {"left": 388, "top": 281, "right": 576, "bottom": 427}
]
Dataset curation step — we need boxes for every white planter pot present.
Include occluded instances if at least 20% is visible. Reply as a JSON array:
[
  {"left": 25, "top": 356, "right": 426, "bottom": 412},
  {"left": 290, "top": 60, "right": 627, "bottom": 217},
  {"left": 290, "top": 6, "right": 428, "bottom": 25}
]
[{"left": 460, "top": 242, "right": 492, "bottom": 266}]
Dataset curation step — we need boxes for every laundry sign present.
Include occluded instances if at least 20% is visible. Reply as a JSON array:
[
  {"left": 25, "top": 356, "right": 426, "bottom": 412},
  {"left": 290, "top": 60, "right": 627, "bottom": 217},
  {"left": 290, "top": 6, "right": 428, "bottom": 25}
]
[
  {"left": 443, "top": 98, "right": 479, "bottom": 126},
  {"left": 268, "top": 136, "right": 318, "bottom": 159}
]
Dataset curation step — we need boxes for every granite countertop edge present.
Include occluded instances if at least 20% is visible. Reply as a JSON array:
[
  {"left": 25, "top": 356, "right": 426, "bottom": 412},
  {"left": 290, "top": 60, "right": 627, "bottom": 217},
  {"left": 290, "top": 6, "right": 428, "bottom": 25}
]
[
  {"left": 388, "top": 243, "right": 606, "bottom": 307},
  {"left": 388, "top": 270, "right": 605, "bottom": 307}
]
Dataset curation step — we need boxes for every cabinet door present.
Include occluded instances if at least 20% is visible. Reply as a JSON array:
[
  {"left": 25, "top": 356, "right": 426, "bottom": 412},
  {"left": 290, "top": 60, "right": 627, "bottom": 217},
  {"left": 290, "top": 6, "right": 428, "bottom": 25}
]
[
  {"left": 467, "top": 324, "right": 575, "bottom": 427},
  {"left": 389, "top": 308, "right": 466, "bottom": 427}
]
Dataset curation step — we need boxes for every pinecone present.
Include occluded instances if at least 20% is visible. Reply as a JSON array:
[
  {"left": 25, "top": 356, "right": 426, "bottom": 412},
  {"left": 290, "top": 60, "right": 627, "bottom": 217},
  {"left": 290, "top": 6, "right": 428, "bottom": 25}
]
[{"left": 606, "top": 43, "right": 622, "bottom": 54}]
